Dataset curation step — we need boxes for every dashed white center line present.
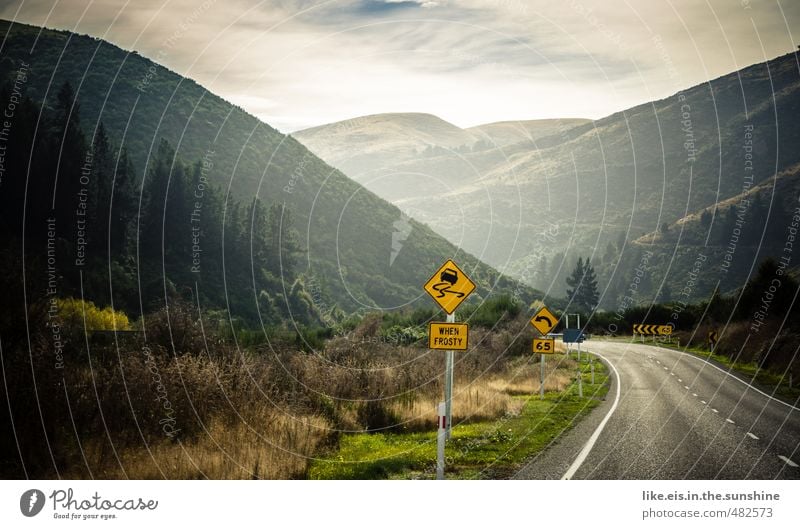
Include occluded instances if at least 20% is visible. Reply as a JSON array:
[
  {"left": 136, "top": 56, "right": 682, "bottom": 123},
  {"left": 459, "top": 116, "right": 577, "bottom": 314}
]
[
  {"left": 684, "top": 386, "right": 690, "bottom": 390},
  {"left": 692, "top": 393, "right": 698, "bottom": 397},
  {"left": 778, "top": 456, "right": 799, "bottom": 468},
  {"left": 663, "top": 367, "right": 668, "bottom": 371},
  {"left": 712, "top": 408, "right": 719, "bottom": 413},
  {"left": 671, "top": 373, "right": 675, "bottom": 376},
  {"left": 678, "top": 378, "right": 682, "bottom": 383},
  {"left": 701, "top": 400, "right": 707, "bottom": 404},
  {"left": 747, "top": 432, "right": 759, "bottom": 440},
  {"left": 726, "top": 418, "right": 735, "bottom": 424}
]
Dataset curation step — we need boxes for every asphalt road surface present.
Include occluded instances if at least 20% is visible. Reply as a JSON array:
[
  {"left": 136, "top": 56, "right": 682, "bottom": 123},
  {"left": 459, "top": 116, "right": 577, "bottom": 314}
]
[{"left": 515, "top": 340, "right": 800, "bottom": 479}]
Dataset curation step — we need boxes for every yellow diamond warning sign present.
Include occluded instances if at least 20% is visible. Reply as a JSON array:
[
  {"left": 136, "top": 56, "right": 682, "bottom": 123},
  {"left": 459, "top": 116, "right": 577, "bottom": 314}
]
[
  {"left": 428, "top": 322, "right": 469, "bottom": 351},
  {"left": 423, "top": 259, "right": 476, "bottom": 314},
  {"left": 530, "top": 306, "right": 558, "bottom": 335}
]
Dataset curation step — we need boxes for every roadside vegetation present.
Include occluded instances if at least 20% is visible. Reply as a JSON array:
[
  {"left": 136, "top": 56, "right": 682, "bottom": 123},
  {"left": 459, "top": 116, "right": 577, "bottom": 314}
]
[
  {"left": 2, "top": 292, "right": 608, "bottom": 480},
  {"left": 580, "top": 258, "right": 799, "bottom": 402}
]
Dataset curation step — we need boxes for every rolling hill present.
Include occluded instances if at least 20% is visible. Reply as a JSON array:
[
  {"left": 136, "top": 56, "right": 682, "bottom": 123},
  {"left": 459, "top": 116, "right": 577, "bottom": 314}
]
[
  {"left": 293, "top": 53, "right": 800, "bottom": 307},
  {"left": 0, "top": 19, "right": 536, "bottom": 319}
]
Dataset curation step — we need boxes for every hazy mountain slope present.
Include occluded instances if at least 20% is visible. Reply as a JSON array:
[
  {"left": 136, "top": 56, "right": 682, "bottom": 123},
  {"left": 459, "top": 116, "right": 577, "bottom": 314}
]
[
  {"left": 294, "top": 112, "right": 478, "bottom": 176},
  {"left": 466, "top": 118, "right": 591, "bottom": 148},
  {"left": 294, "top": 53, "right": 800, "bottom": 305},
  {"left": 0, "top": 19, "right": 536, "bottom": 314}
]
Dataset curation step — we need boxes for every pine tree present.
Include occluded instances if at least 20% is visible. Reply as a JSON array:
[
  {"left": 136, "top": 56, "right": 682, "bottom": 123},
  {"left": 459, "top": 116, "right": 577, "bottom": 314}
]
[
  {"left": 566, "top": 256, "right": 585, "bottom": 308},
  {"left": 565, "top": 257, "right": 599, "bottom": 312},
  {"left": 582, "top": 258, "right": 599, "bottom": 311}
]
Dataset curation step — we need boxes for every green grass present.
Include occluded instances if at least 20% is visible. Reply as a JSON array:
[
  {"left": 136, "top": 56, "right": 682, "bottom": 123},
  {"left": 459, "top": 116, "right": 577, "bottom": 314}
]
[
  {"left": 602, "top": 336, "right": 800, "bottom": 402},
  {"left": 308, "top": 357, "right": 609, "bottom": 479}
]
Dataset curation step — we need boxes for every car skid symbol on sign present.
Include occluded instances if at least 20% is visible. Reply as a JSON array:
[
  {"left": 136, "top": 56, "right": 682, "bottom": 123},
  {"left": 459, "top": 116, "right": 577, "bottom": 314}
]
[{"left": 432, "top": 268, "right": 464, "bottom": 298}]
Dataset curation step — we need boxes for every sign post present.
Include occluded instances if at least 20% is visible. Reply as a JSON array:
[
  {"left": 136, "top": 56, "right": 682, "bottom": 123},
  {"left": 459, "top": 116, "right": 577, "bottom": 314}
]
[
  {"left": 436, "top": 401, "right": 446, "bottom": 479},
  {"left": 424, "top": 259, "right": 475, "bottom": 442},
  {"left": 444, "top": 313, "right": 455, "bottom": 439},
  {"left": 533, "top": 338, "right": 555, "bottom": 399},
  {"left": 566, "top": 314, "right": 582, "bottom": 397},
  {"left": 530, "top": 307, "right": 558, "bottom": 401},
  {"left": 708, "top": 330, "right": 718, "bottom": 352}
]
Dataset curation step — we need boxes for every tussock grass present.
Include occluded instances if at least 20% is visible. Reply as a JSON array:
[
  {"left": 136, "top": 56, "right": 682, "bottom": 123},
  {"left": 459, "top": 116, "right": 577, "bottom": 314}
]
[{"left": 81, "top": 413, "right": 329, "bottom": 479}]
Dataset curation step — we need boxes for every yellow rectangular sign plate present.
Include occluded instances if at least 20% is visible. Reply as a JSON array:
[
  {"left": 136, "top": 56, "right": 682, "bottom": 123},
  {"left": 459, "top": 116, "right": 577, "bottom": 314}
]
[
  {"left": 428, "top": 322, "right": 469, "bottom": 351},
  {"left": 532, "top": 338, "right": 556, "bottom": 354}
]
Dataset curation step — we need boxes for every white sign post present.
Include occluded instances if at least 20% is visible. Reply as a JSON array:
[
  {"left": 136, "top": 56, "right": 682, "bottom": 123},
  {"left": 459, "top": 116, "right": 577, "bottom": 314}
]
[
  {"left": 540, "top": 351, "right": 545, "bottom": 400},
  {"left": 436, "top": 401, "right": 446, "bottom": 480},
  {"left": 566, "top": 313, "right": 583, "bottom": 398},
  {"left": 444, "top": 312, "right": 455, "bottom": 439}
]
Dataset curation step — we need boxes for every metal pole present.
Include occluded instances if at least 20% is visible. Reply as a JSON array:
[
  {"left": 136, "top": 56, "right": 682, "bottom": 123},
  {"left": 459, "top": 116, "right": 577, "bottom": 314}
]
[
  {"left": 577, "top": 314, "right": 582, "bottom": 398},
  {"left": 436, "top": 401, "right": 446, "bottom": 479},
  {"left": 444, "top": 312, "right": 455, "bottom": 440},
  {"left": 540, "top": 352, "right": 545, "bottom": 400}
]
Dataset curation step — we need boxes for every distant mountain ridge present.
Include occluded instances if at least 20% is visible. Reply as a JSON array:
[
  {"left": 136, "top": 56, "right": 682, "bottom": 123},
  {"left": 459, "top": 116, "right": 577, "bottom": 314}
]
[{"left": 293, "top": 53, "right": 800, "bottom": 307}]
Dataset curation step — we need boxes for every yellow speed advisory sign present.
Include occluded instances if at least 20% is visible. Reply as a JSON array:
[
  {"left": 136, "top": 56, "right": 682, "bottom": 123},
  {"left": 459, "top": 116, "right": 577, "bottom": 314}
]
[
  {"left": 428, "top": 322, "right": 469, "bottom": 351},
  {"left": 532, "top": 338, "right": 556, "bottom": 354}
]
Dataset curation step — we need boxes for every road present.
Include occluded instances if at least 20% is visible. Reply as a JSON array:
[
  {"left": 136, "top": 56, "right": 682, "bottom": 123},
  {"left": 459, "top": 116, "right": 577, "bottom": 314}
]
[{"left": 515, "top": 340, "right": 800, "bottom": 479}]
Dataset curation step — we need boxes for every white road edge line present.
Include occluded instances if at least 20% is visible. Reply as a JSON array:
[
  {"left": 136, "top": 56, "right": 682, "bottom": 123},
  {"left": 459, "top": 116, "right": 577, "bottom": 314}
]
[
  {"left": 778, "top": 456, "right": 799, "bottom": 468},
  {"left": 747, "top": 432, "right": 759, "bottom": 440},
  {"left": 662, "top": 347, "right": 800, "bottom": 412},
  {"left": 562, "top": 351, "right": 621, "bottom": 480}
]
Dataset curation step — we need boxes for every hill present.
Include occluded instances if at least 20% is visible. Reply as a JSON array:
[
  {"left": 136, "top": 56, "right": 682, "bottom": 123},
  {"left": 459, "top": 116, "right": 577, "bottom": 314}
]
[
  {"left": 0, "top": 19, "right": 536, "bottom": 322},
  {"left": 293, "top": 54, "right": 800, "bottom": 307},
  {"left": 466, "top": 118, "right": 591, "bottom": 148}
]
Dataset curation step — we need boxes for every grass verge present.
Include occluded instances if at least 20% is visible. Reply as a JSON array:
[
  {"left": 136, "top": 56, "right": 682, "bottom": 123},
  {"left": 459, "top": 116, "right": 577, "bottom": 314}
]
[{"left": 308, "top": 356, "right": 609, "bottom": 479}]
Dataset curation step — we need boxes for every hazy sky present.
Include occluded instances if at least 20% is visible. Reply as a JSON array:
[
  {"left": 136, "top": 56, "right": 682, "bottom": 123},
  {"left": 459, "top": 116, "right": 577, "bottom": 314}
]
[{"left": 2, "top": 0, "right": 798, "bottom": 132}]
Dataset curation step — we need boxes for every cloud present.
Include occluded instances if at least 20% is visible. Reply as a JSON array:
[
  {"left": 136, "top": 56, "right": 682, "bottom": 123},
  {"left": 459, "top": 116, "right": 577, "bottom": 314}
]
[{"left": 1, "top": 0, "right": 798, "bottom": 131}]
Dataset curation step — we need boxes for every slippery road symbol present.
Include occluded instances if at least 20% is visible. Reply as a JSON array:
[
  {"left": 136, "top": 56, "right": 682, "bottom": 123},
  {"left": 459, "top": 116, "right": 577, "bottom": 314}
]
[
  {"left": 423, "top": 260, "right": 476, "bottom": 314},
  {"left": 431, "top": 268, "right": 464, "bottom": 298}
]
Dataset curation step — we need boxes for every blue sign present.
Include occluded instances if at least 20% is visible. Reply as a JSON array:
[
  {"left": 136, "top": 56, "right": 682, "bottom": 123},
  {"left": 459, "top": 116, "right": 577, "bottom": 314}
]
[{"left": 563, "top": 328, "right": 585, "bottom": 343}]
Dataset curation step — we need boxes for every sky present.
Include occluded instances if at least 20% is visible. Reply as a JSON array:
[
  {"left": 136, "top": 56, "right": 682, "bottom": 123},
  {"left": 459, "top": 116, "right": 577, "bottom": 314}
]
[{"left": 2, "top": 0, "right": 798, "bottom": 132}]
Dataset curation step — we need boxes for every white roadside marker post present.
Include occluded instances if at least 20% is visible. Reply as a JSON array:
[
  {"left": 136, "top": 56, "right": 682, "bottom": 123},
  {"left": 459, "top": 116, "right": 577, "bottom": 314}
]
[
  {"left": 444, "top": 312, "right": 455, "bottom": 440},
  {"left": 436, "top": 401, "right": 446, "bottom": 480},
  {"left": 576, "top": 314, "right": 583, "bottom": 398}
]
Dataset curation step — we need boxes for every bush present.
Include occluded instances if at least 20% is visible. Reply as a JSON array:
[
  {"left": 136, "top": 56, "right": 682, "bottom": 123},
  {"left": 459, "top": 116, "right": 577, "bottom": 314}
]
[{"left": 57, "top": 297, "right": 131, "bottom": 331}]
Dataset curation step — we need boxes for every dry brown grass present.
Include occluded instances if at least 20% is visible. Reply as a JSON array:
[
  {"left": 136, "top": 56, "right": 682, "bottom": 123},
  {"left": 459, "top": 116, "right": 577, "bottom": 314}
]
[
  {"left": 79, "top": 413, "right": 329, "bottom": 479},
  {"left": 15, "top": 304, "right": 582, "bottom": 479}
]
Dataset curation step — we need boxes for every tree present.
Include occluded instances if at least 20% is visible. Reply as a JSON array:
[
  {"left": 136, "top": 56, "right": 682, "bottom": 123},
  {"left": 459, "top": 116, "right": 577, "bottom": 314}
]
[
  {"left": 700, "top": 209, "right": 712, "bottom": 228},
  {"left": 582, "top": 258, "right": 600, "bottom": 311},
  {"left": 566, "top": 257, "right": 599, "bottom": 313}
]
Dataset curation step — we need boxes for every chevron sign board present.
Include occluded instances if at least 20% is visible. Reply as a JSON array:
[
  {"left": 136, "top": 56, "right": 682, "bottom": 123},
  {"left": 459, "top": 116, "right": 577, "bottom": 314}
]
[{"left": 633, "top": 324, "right": 673, "bottom": 335}]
